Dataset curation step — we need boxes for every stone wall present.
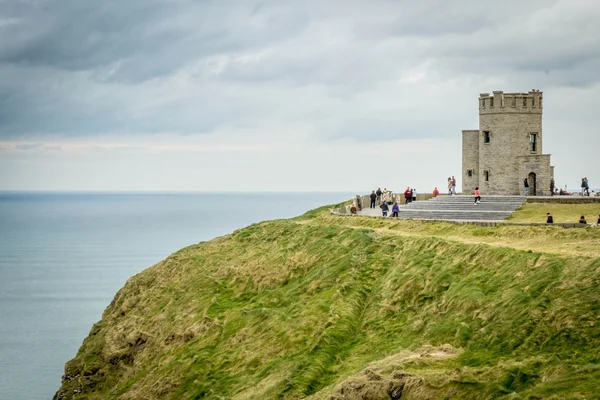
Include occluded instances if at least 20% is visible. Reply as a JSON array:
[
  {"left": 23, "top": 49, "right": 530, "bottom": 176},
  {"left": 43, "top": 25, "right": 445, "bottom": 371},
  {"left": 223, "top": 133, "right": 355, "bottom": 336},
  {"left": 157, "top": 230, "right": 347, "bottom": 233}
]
[
  {"left": 337, "top": 193, "right": 436, "bottom": 214},
  {"left": 518, "top": 154, "right": 553, "bottom": 196},
  {"left": 462, "top": 130, "right": 479, "bottom": 193},
  {"left": 462, "top": 90, "right": 554, "bottom": 196}
]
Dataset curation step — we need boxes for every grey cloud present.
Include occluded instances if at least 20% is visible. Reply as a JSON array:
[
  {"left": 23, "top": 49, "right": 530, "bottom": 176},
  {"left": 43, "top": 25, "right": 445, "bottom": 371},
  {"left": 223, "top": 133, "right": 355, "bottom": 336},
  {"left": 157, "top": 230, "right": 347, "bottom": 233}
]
[
  {"left": 15, "top": 143, "right": 42, "bottom": 150},
  {"left": 1, "top": 0, "right": 600, "bottom": 141},
  {"left": 0, "top": 0, "right": 308, "bottom": 83}
]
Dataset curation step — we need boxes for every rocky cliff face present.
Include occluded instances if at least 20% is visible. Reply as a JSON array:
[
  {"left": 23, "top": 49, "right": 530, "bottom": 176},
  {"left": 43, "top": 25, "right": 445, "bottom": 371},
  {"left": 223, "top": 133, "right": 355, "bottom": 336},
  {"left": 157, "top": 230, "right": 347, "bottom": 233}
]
[{"left": 55, "top": 209, "right": 600, "bottom": 399}]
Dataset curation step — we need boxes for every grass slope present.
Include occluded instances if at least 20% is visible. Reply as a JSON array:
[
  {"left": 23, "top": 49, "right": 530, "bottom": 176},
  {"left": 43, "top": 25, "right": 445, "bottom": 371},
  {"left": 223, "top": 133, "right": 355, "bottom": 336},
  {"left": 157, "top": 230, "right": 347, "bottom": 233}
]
[
  {"left": 509, "top": 203, "right": 600, "bottom": 224},
  {"left": 55, "top": 206, "right": 600, "bottom": 400}
]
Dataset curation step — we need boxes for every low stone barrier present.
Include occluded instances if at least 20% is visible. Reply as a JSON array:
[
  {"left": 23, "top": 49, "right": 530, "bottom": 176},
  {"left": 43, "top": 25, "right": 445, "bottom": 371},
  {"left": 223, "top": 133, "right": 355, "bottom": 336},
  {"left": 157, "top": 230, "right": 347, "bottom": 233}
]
[
  {"left": 331, "top": 212, "right": 596, "bottom": 229},
  {"left": 526, "top": 196, "right": 600, "bottom": 204}
]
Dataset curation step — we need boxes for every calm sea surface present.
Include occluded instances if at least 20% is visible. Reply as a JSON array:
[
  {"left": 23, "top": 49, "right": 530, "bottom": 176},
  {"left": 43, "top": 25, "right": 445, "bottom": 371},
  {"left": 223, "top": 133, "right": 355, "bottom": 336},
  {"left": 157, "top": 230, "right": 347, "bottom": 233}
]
[{"left": 0, "top": 192, "right": 352, "bottom": 400}]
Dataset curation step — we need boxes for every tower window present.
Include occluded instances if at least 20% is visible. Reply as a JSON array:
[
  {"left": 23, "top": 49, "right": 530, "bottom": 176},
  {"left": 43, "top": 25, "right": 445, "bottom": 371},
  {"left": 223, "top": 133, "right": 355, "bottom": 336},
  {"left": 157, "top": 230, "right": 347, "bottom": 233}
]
[
  {"left": 523, "top": 97, "right": 527, "bottom": 107},
  {"left": 484, "top": 171, "right": 489, "bottom": 182},
  {"left": 483, "top": 131, "right": 491, "bottom": 144},
  {"left": 490, "top": 97, "right": 494, "bottom": 107},
  {"left": 530, "top": 133, "right": 538, "bottom": 152},
  {"left": 467, "top": 170, "right": 473, "bottom": 177}
]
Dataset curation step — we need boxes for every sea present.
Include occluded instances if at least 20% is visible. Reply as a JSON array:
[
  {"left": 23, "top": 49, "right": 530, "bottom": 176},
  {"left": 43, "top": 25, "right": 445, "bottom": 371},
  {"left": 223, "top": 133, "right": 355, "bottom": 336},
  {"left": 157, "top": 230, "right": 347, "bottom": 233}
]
[{"left": 0, "top": 192, "right": 353, "bottom": 400}]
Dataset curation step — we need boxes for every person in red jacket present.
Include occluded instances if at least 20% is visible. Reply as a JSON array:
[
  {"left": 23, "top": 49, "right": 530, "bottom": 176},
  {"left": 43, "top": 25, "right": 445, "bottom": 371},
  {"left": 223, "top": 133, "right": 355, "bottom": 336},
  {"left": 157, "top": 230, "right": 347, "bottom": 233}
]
[
  {"left": 404, "top": 187, "right": 412, "bottom": 204},
  {"left": 473, "top": 187, "right": 481, "bottom": 205},
  {"left": 432, "top": 187, "right": 440, "bottom": 197}
]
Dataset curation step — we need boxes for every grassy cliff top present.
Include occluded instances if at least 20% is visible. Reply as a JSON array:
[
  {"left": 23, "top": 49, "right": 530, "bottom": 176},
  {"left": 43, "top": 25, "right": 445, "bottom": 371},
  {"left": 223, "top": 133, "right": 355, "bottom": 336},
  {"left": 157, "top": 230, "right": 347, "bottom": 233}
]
[
  {"left": 508, "top": 202, "right": 600, "bottom": 225},
  {"left": 55, "top": 203, "right": 600, "bottom": 400}
]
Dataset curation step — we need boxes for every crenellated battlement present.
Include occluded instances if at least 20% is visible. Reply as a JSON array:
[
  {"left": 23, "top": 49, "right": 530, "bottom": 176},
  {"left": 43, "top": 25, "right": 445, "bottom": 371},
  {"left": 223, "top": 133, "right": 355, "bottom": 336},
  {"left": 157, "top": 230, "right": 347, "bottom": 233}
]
[{"left": 479, "top": 90, "right": 542, "bottom": 114}]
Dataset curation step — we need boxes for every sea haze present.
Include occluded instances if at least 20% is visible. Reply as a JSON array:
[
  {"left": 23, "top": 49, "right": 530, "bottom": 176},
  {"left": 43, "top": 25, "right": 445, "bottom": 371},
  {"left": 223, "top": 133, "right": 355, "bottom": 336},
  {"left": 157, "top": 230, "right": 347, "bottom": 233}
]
[{"left": 0, "top": 192, "right": 353, "bottom": 400}]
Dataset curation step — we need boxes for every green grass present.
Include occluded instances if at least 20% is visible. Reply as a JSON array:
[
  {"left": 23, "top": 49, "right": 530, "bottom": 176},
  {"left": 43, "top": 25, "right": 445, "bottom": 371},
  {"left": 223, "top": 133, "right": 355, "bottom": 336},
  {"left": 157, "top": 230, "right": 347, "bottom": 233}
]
[
  {"left": 55, "top": 204, "right": 600, "bottom": 400},
  {"left": 509, "top": 202, "right": 600, "bottom": 224}
]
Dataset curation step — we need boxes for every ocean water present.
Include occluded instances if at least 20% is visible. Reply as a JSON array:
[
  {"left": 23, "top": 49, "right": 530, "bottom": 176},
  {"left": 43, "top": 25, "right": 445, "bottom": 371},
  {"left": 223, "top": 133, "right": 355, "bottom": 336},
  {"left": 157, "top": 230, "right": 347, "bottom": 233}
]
[{"left": 0, "top": 192, "right": 352, "bottom": 400}]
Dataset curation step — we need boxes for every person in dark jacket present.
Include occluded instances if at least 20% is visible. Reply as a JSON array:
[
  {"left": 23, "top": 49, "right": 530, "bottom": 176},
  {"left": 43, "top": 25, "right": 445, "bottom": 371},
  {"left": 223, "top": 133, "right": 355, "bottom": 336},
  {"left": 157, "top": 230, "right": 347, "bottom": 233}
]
[
  {"left": 550, "top": 179, "right": 555, "bottom": 196},
  {"left": 392, "top": 202, "right": 400, "bottom": 218},
  {"left": 380, "top": 201, "right": 389, "bottom": 217},
  {"left": 370, "top": 191, "right": 377, "bottom": 209},
  {"left": 579, "top": 215, "right": 587, "bottom": 224},
  {"left": 376, "top": 188, "right": 383, "bottom": 202},
  {"left": 524, "top": 178, "right": 529, "bottom": 196},
  {"left": 546, "top": 213, "right": 553, "bottom": 224},
  {"left": 582, "top": 178, "right": 590, "bottom": 196}
]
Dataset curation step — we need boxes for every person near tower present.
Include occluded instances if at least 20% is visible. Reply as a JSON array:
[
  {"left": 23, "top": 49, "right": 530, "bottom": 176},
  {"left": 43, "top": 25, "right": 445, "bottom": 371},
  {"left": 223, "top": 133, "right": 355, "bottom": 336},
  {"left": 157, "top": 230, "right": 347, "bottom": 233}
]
[{"left": 473, "top": 187, "right": 481, "bottom": 205}]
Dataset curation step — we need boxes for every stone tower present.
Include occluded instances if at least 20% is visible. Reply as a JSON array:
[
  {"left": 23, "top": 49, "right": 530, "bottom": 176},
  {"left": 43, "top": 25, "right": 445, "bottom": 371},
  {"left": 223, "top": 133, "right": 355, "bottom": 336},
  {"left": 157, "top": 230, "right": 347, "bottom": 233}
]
[{"left": 462, "top": 90, "right": 554, "bottom": 196}]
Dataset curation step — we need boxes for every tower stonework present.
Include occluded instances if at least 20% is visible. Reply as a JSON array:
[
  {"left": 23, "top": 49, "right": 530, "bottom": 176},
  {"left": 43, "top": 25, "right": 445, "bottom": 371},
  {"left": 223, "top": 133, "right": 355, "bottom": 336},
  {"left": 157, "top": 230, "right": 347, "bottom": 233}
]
[{"left": 462, "top": 90, "right": 554, "bottom": 196}]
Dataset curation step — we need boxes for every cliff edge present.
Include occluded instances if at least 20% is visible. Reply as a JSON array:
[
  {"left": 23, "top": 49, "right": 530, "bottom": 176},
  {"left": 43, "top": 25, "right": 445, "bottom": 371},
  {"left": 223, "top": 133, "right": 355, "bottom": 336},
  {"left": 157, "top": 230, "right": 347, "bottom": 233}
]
[{"left": 55, "top": 205, "right": 600, "bottom": 399}]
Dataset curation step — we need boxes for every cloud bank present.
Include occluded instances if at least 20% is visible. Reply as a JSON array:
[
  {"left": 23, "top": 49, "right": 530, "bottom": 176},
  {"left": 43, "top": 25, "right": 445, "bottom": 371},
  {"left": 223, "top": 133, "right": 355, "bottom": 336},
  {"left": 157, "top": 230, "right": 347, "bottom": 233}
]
[{"left": 1, "top": 0, "right": 599, "bottom": 190}]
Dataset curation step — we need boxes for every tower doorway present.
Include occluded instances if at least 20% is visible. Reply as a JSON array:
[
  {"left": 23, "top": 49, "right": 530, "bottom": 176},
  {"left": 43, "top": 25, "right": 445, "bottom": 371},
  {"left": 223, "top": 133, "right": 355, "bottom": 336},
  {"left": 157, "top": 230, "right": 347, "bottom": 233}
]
[{"left": 528, "top": 172, "right": 537, "bottom": 196}]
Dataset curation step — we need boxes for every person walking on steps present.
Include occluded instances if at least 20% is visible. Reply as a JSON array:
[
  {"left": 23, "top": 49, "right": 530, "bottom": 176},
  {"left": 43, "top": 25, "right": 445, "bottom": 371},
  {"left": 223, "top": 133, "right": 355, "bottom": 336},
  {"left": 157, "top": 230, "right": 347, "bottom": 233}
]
[
  {"left": 473, "top": 187, "right": 481, "bottom": 205},
  {"left": 370, "top": 191, "right": 377, "bottom": 209},
  {"left": 524, "top": 178, "right": 529, "bottom": 196},
  {"left": 392, "top": 202, "right": 400, "bottom": 218},
  {"left": 380, "top": 201, "right": 389, "bottom": 217},
  {"left": 546, "top": 212, "right": 554, "bottom": 224},
  {"left": 451, "top": 176, "right": 457, "bottom": 195}
]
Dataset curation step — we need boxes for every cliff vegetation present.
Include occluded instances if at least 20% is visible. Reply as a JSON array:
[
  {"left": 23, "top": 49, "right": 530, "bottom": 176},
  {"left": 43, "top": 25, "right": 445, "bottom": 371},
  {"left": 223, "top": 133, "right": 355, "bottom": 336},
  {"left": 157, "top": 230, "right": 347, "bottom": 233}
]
[{"left": 55, "top": 204, "right": 600, "bottom": 399}]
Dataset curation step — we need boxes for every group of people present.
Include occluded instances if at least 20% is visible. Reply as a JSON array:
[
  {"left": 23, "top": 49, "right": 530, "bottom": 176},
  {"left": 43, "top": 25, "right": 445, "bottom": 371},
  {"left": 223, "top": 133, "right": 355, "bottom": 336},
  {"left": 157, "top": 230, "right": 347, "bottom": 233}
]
[
  {"left": 379, "top": 201, "right": 400, "bottom": 218},
  {"left": 352, "top": 187, "right": 419, "bottom": 217},
  {"left": 403, "top": 187, "right": 417, "bottom": 204},
  {"left": 546, "top": 213, "right": 600, "bottom": 226},
  {"left": 550, "top": 178, "right": 596, "bottom": 196}
]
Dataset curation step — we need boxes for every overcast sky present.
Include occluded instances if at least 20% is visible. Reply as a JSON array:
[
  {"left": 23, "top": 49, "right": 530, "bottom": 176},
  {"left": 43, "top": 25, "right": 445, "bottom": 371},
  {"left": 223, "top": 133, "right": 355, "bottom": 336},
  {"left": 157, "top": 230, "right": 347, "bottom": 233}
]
[{"left": 0, "top": 0, "right": 598, "bottom": 192}]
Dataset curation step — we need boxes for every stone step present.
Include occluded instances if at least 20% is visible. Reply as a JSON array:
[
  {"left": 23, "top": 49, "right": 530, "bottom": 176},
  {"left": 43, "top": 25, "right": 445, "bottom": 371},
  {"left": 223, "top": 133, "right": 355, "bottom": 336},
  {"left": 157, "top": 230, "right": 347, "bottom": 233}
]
[
  {"left": 394, "top": 213, "right": 512, "bottom": 220},
  {"left": 430, "top": 196, "right": 526, "bottom": 202},
  {"left": 402, "top": 204, "right": 522, "bottom": 210}
]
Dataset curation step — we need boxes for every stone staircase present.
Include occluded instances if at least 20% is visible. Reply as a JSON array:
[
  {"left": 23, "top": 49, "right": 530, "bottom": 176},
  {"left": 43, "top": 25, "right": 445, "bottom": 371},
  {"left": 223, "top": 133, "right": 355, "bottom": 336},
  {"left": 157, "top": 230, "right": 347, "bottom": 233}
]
[{"left": 397, "top": 195, "right": 526, "bottom": 221}]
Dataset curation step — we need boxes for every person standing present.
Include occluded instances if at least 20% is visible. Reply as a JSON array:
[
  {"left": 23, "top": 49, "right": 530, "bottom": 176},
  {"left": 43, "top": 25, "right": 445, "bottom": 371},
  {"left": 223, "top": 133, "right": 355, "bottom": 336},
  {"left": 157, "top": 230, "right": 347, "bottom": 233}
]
[
  {"left": 583, "top": 177, "right": 590, "bottom": 196},
  {"left": 370, "top": 191, "right": 377, "bottom": 209},
  {"left": 451, "top": 176, "right": 457, "bottom": 195},
  {"left": 392, "top": 202, "right": 400, "bottom": 218},
  {"left": 546, "top": 212, "right": 554, "bottom": 224},
  {"left": 380, "top": 201, "right": 389, "bottom": 217},
  {"left": 447, "top": 178, "right": 452, "bottom": 195},
  {"left": 412, "top": 188, "right": 417, "bottom": 202},
  {"left": 524, "top": 178, "right": 529, "bottom": 196},
  {"left": 376, "top": 188, "right": 382, "bottom": 203},
  {"left": 404, "top": 187, "right": 412, "bottom": 204},
  {"left": 473, "top": 187, "right": 481, "bottom": 205},
  {"left": 550, "top": 178, "right": 555, "bottom": 196}
]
